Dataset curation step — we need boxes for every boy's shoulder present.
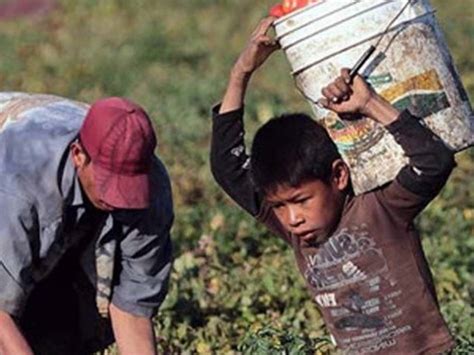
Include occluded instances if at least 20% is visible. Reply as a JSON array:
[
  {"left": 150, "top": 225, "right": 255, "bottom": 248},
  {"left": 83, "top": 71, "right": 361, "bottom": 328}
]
[{"left": 342, "top": 179, "right": 431, "bottom": 228}]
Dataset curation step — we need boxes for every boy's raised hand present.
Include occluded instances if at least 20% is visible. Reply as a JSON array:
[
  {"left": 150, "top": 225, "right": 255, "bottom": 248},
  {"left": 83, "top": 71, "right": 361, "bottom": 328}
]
[
  {"left": 318, "top": 68, "right": 400, "bottom": 125},
  {"left": 318, "top": 69, "right": 373, "bottom": 116},
  {"left": 233, "top": 17, "right": 280, "bottom": 76},
  {"left": 220, "top": 17, "right": 280, "bottom": 113}
]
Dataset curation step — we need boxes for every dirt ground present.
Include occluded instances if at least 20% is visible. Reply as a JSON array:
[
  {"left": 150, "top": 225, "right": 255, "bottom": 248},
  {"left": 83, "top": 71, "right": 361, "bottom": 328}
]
[{"left": 0, "top": 0, "right": 56, "bottom": 20}]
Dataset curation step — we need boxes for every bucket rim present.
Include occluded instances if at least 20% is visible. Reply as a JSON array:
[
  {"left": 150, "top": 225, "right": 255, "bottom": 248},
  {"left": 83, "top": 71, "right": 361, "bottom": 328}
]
[
  {"left": 288, "top": 11, "right": 436, "bottom": 77},
  {"left": 275, "top": 0, "right": 393, "bottom": 41},
  {"left": 273, "top": 0, "right": 327, "bottom": 27}
]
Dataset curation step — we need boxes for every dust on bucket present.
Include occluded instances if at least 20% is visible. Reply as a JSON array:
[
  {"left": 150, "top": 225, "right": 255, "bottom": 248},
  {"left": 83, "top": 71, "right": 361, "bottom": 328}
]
[{"left": 273, "top": 0, "right": 473, "bottom": 195}]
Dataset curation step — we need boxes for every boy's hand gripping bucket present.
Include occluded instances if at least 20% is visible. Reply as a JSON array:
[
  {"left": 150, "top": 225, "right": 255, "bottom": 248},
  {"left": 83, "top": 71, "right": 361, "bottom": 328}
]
[{"left": 274, "top": 0, "right": 473, "bottom": 194}]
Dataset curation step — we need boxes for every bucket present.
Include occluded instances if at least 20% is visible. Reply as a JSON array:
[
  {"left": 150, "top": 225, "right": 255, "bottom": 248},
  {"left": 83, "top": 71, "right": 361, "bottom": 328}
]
[
  {"left": 274, "top": 0, "right": 473, "bottom": 194},
  {"left": 0, "top": 92, "right": 88, "bottom": 132}
]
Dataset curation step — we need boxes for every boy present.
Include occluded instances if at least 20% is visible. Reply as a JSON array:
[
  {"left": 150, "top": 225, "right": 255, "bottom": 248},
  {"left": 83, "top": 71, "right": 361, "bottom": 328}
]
[{"left": 211, "top": 17, "right": 456, "bottom": 354}]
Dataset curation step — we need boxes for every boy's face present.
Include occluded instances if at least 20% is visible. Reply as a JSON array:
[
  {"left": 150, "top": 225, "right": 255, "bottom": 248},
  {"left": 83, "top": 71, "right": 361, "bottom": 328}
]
[{"left": 265, "top": 160, "right": 349, "bottom": 244}]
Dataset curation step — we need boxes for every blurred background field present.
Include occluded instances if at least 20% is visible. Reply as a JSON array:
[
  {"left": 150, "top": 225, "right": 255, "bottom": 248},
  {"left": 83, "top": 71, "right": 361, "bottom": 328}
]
[{"left": 0, "top": 0, "right": 472, "bottom": 353}]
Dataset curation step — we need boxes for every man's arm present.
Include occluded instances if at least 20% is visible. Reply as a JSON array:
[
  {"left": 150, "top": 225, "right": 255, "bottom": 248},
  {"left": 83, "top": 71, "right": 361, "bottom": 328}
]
[
  {"left": 0, "top": 192, "right": 38, "bottom": 353},
  {"left": 0, "top": 311, "right": 33, "bottom": 355},
  {"left": 109, "top": 159, "right": 173, "bottom": 354},
  {"left": 109, "top": 303, "right": 156, "bottom": 355},
  {"left": 109, "top": 222, "right": 170, "bottom": 355},
  {"left": 320, "top": 69, "right": 455, "bottom": 220}
]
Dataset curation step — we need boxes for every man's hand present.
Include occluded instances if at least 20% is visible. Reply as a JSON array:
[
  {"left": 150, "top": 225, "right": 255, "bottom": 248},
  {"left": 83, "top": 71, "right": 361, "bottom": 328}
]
[
  {"left": 318, "top": 68, "right": 400, "bottom": 126},
  {"left": 232, "top": 16, "right": 280, "bottom": 77},
  {"left": 219, "top": 17, "right": 280, "bottom": 114},
  {"left": 109, "top": 303, "right": 157, "bottom": 355},
  {"left": 0, "top": 310, "right": 34, "bottom": 355}
]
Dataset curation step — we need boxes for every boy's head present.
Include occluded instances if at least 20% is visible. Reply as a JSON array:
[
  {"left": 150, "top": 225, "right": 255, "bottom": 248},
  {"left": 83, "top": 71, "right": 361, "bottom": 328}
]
[{"left": 250, "top": 113, "right": 350, "bottom": 243}]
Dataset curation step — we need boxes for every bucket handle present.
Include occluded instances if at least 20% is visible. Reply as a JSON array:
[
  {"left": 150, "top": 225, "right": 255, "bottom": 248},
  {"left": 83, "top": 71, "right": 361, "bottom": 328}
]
[{"left": 294, "top": 44, "right": 374, "bottom": 106}]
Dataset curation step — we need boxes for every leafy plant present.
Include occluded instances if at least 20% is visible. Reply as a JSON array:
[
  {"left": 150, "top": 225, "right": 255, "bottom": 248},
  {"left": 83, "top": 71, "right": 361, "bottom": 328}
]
[{"left": 0, "top": 0, "right": 471, "bottom": 353}]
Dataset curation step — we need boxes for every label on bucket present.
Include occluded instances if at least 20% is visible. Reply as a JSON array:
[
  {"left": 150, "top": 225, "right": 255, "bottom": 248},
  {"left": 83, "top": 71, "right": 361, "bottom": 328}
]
[{"left": 269, "top": 0, "right": 321, "bottom": 18}]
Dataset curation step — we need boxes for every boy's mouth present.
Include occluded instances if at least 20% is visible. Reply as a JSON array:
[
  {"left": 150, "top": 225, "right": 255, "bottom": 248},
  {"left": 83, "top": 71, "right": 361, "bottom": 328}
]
[
  {"left": 296, "top": 230, "right": 319, "bottom": 242},
  {"left": 295, "top": 228, "right": 332, "bottom": 245}
]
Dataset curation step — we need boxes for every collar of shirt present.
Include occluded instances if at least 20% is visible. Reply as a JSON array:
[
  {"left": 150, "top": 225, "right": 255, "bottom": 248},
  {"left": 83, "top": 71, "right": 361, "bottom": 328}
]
[
  {"left": 58, "top": 148, "right": 83, "bottom": 206},
  {"left": 71, "top": 173, "right": 85, "bottom": 208}
]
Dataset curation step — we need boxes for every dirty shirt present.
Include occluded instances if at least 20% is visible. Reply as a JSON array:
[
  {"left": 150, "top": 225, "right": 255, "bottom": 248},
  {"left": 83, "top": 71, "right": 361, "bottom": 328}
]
[
  {"left": 210, "top": 106, "right": 456, "bottom": 354},
  {"left": 0, "top": 94, "right": 173, "bottom": 320}
]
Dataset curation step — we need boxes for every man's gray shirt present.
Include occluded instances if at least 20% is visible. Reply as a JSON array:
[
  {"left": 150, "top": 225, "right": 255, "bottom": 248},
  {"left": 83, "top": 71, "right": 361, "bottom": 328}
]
[{"left": 0, "top": 93, "right": 173, "bottom": 318}]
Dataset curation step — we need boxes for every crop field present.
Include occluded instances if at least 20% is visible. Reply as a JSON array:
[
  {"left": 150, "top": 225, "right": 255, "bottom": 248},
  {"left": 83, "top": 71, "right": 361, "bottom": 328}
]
[{"left": 0, "top": 0, "right": 472, "bottom": 354}]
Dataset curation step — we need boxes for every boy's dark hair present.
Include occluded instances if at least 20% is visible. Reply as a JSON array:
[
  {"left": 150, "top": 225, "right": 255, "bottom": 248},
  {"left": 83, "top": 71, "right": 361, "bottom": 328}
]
[{"left": 250, "top": 113, "right": 341, "bottom": 194}]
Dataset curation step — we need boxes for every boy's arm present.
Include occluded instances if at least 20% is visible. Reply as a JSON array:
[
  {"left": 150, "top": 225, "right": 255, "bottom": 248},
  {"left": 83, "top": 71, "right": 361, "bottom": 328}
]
[
  {"left": 211, "top": 17, "right": 290, "bottom": 240},
  {"left": 211, "top": 104, "right": 260, "bottom": 216},
  {"left": 219, "top": 17, "right": 279, "bottom": 114},
  {"left": 211, "top": 16, "right": 279, "bottom": 216},
  {"left": 320, "top": 69, "right": 455, "bottom": 221}
]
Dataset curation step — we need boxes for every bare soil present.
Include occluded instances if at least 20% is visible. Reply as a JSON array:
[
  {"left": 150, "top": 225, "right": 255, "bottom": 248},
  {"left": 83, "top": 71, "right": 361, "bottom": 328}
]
[{"left": 0, "top": 0, "right": 56, "bottom": 20}]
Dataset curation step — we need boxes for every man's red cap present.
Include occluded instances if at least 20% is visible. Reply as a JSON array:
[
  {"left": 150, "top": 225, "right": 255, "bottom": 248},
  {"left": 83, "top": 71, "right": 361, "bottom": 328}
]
[{"left": 79, "top": 97, "right": 157, "bottom": 209}]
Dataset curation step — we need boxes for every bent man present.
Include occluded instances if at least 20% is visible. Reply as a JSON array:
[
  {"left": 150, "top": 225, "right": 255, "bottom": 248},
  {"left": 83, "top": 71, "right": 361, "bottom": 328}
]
[{"left": 0, "top": 95, "right": 173, "bottom": 354}]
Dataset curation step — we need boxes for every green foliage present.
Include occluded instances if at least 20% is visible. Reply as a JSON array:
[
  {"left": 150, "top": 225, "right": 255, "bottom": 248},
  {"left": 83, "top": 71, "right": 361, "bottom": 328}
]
[
  {"left": 238, "top": 326, "right": 333, "bottom": 355},
  {"left": 0, "top": 0, "right": 472, "bottom": 353}
]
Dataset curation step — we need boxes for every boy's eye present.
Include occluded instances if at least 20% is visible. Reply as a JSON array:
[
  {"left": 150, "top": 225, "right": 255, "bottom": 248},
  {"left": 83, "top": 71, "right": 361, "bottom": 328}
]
[
  {"left": 271, "top": 202, "right": 284, "bottom": 210},
  {"left": 295, "top": 197, "right": 309, "bottom": 205}
]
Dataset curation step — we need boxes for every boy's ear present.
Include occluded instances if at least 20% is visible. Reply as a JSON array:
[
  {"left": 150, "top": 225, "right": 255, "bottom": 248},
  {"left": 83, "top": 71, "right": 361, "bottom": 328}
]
[
  {"left": 70, "top": 141, "right": 88, "bottom": 170},
  {"left": 331, "top": 159, "right": 350, "bottom": 191}
]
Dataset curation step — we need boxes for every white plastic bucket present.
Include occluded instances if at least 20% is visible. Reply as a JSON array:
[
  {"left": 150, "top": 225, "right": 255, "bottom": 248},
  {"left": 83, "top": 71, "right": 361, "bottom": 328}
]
[{"left": 274, "top": 0, "right": 473, "bottom": 194}]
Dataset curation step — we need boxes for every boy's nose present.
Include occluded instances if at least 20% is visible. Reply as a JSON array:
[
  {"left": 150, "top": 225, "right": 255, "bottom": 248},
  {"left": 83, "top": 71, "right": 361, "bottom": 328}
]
[{"left": 288, "top": 207, "right": 304, "bottom": 227}]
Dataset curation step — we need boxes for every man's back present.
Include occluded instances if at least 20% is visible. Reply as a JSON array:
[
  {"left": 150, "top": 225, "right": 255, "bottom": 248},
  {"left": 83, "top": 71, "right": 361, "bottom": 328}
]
[
  {"left": 0, "top": 93, "right": 87, "bottom": 315},
  {"left": 0, "top": 93, "right": 86, "bottom": 217}
]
